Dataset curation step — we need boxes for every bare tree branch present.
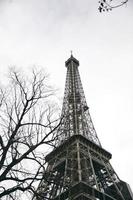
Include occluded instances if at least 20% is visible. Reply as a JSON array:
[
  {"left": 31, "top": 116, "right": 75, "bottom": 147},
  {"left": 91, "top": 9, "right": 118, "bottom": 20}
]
[
  {"left": 0, "top": 67, "right": 60, "bottom": 199},
  {"left": 98, "top": 0, "right": 128, "bottom": 12}
]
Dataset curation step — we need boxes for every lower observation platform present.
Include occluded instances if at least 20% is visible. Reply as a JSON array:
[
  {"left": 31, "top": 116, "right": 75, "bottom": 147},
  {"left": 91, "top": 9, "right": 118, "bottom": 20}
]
[{"left": 45, "top": 134, "right": 112, "bottom": 162}]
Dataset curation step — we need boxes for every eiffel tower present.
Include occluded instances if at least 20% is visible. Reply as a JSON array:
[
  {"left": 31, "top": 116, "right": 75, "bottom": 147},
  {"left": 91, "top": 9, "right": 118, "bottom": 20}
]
[{"left": 34, "top": 54, "right": 133, "bottom": 200}]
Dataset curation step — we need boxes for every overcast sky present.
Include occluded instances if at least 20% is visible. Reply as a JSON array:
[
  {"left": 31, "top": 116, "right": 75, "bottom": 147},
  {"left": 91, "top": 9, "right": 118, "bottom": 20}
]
[{"left": 0, "top": 0, "right": 133, "bottom": 191}]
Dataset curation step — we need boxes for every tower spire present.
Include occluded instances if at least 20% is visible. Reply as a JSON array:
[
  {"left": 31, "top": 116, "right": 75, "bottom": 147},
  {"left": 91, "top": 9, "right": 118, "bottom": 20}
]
[
  {"left": 56, "top": 54, "right": 101, "bottom": 146},
  {"left": 70, "top": 50, "right": 73, "bottom": 57}
]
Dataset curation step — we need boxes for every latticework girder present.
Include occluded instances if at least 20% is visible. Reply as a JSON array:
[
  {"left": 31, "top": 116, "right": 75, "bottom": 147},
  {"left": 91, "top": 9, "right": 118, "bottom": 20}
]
[
  {"left": 35, "top": 135, "right": 127, "bottom": 200},
  {"left": 55, "top": 55, "right": 101, "bottom": 147}
]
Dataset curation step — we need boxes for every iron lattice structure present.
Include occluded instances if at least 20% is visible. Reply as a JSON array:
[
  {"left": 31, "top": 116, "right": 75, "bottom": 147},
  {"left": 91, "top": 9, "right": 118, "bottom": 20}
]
[
  {"left": 34, "top": 55, "right": 133, "bottom": 200},
  {"left": 55, "top": 56, "right": 101, "bottom": 147}
]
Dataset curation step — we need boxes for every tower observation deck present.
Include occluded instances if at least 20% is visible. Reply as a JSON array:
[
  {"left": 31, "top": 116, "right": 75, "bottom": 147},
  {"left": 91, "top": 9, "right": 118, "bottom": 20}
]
[{"left": 33, "top": 55, "right": 133, "bottom": 200}]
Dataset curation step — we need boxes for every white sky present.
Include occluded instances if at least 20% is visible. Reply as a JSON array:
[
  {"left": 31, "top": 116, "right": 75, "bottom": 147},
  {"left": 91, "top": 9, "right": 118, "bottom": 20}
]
[{"left": 0, "top": 0, "right": 133, "bottom": 191}]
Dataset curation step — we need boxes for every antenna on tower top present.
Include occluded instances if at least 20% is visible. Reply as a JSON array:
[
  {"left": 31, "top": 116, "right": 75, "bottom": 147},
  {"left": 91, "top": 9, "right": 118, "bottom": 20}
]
[{"left": 70, "top": 50, "right": 73, "bottom": 57}]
